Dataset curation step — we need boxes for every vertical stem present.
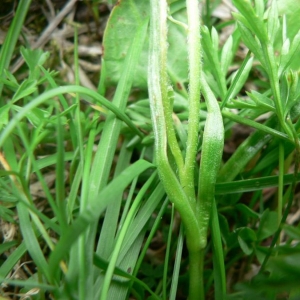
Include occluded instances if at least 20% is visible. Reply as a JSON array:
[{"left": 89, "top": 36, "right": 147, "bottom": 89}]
[
  {"left": 160, "top": 0, "right": 185, "bottom": 174},
  {"left": 277, "top": 142, "right": 284, "bottom": 245},
  {"left": 183, "top": 0, "right": 201, "bottom": 203},
  {"left": 148, "top": 1, "right": 204, "bottom": 299},
  {"left": 189, "top": 250, "right": 205, "bottom": 300}
]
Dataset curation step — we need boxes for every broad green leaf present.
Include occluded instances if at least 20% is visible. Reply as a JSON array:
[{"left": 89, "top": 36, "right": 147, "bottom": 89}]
[
  {"left": 236, "top": 204, "right": 260, "bottom": 219},
  {"left": 257, "top": 210, "right": 278, "bottom": 241},
  {"left": 254, "top": 0, "right": 264, "bottom": 19},
  {"left": 103, "top": 0, "right": 188, "bottom": 89},
  {"left": 283, "top": 224, "right": 300, "bottom": 240},
  {"left": 278, "top": 0, "right": 300, "bottom": 40},
  {"left": 237, "top": 227, "right": 257, "bottom": 255}
]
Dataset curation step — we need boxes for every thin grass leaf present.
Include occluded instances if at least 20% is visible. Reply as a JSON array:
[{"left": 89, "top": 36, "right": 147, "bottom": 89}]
[
  {"left": 220, "top": 35, "right": 233, "bottom": 76},
  {"left": 218, "top": 118, "right": 275, "bottom": 182},
  {"left": 222, "top": 110, "right": 290, "bottom": 141},
  {"left": 0, "top": 0, "right": 32, "bottom": 96},
  {"left": 215, "top": 172, "right": 300, "bottom": 195},
  {"left": 0, "top": 85, "right": 143, "bottom": 149},
  {"left": 163, "top": 203, "right": 175, "bottom": 300},
  {"left": 48, "top": 160, "right": 154, "bottom": 277},
  {"left": 211, "top": 201, "right": 226, "bottom": 300},
  {"left": 0, "top": 241, "right": 18, "bottom": 256},
  {"left": 17, "top": 203, "right": 51, "bottom": 282},
  {"left": 132, "top": 197, "right": 169, "bottom": 278},
  {"left": 0, "top": 242, "right": 27, "bottom": 278},
  {"left": 96, "top": 141, "right": 132, "bottom": 260},
  {"left": 222, "top": 52, "right": 252, "bottom": 109},
  {"left": 279, "top": 30, "right": 300, "bottom": 76},
  {"left": 169, "top": 224, "right": 184, "bottom": 300},
  {"left": 267, "top": 0, "right": 279, "bottom": 44},
  {"left": 0, "top": 278, "right": 55, "bottom": 291},
  {"left": 100, "top": 172, "right": 157, "bottom": 299},
  {"left": 35, "top": 152, "right": 74, "bottom": 170},
  {"left": 55, "top": 111, "right": 67, "bottom": 232},
  {"left": 93, "top": 255, "right": 160, "bottom": 300}
]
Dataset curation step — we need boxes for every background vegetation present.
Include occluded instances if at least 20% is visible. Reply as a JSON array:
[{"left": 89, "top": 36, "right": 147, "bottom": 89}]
[{"left": 1, "top": 0, "right": 300, "bottom": 299}]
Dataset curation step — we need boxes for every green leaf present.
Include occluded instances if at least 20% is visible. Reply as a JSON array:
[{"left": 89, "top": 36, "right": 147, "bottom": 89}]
[
  {"left": 0, "top": 205, "right": 15, "bottom": 223},
  {"left": 235, "top": 21, "right": 264, "bottom": 64},
  {"left": 257, "top": 209, "right": 278, "bottom": 241},
  {"left": 21, "top": 47, "right": 50, "bottom": 78},
  {"left": 215, "top": 172, "right": 300, "bottom": 195},
  {"left": 279, "top": 30, "right": 300, "bottom": 75},
  {"left": 233, "top": 0, "right": 268, "bottom": 42},
  {"left": 237, "top": 227, "right": 257, "bottom": 255},
  {"left": 103, "top": 0, "right": 189, "bottom": 89},
  {"left": 11, "top": 79, "right": 37, "bottom": 103},
  {"left": 93, "top": 254, "right": 160, "bottom": 300},
  {"left": 226, "top": 56, "right": 253, "bottom": 102},
  {"left": 0, "top": 0, "right": 32, "bottom": 95},
  {"left": 247, "top": 90, "right": 275, "bottom": 112},
  {"left": 202, "top": 26, "right": 227, "bottom": 98},
  {"left": 278, "top": 0, "right": 300, "bottom": 41},
  {"left": 0, "top": 241, "right": 18, "bottom": 256},
  {"left": 220, "top": 35, "right": 233, "bottom": 76},
  {"left": 12, "top": 105, "right": 51, "bottom": 127},
  {"left": 48, "top": 160, "right": 154, "bottom": 277},
  {"left": 236, "top": 204, "right": 260, "bottom": 219},
  {"left": 0, "top": 105, "right": 10, "bottom": 129},
  {"left": 254, "top": 0, "right": 264, "bottom": 19},
  {"left": 267, "top": 0, "right": 280, "bottom": 44},
  {"left": 283, "top": 224, "right": 300, "bottom": 240}
]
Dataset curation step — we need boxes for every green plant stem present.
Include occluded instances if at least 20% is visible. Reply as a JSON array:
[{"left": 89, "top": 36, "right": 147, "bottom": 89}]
[
  {"left": 183, "top": 0, "right": 201, "bottom": 203},
  {"left": 189, "top": 250, "right": 204, "bottom": 300},
  {"left": 260, "top": 121, "right": 300, "bottom": 272},
  {"left": 278, "top": 143, "right": 284, "bottom": 232},
  {"left": 260, "top": 44, "right": 293, "bottom": 139},
  {"left": 148, "top": 2, "right": 203, "bottom": 298},
  {"left": 159, "top": 0, "right": 184, "bottom": 175}
]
